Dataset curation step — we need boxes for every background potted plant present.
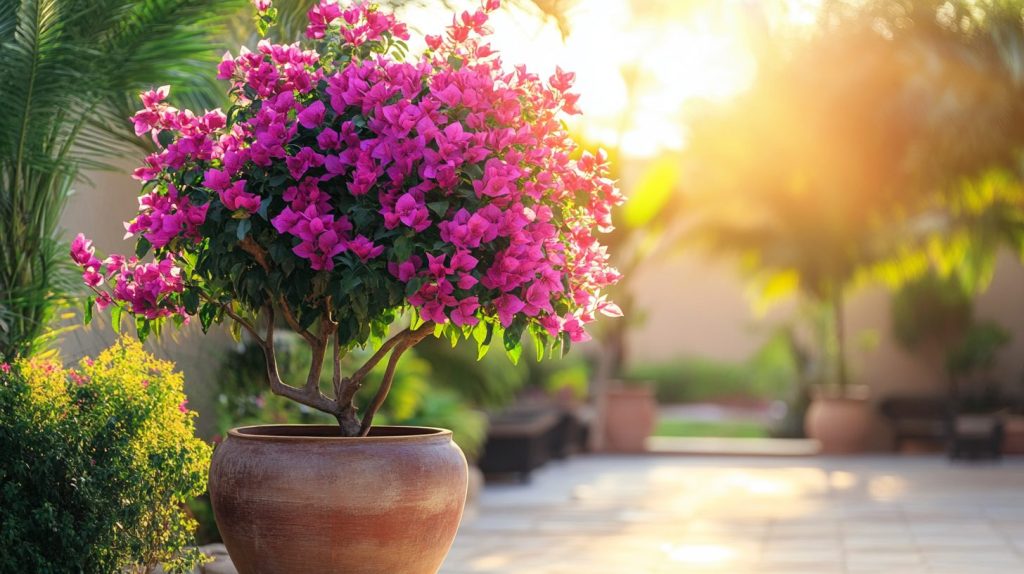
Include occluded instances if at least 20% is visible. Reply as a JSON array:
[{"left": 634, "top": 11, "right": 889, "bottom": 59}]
[{"left": 73, "top": 0, "right": 622, "bottom": 571}]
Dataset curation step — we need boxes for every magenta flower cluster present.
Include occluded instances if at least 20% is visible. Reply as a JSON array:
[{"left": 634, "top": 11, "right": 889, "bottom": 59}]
[{"left": 74, "top": 0, "right": 622, "bottom": 347}]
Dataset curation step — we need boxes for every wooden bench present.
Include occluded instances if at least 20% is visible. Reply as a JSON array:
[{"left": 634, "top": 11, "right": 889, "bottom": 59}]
[
  {"left": 879, "top": 397, "right": 950, "bottom": 452},
  {"left": 478, "top": 407, "right": 561, "bottom": 482}
]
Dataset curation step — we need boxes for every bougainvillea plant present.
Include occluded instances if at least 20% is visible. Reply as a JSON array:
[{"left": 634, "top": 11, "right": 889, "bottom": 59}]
[{"left": 73, "top": 0, "right": 623, "bottom": 436}]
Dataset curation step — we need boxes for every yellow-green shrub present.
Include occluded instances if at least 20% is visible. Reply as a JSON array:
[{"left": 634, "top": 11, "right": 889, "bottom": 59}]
[{"left": 0, "top": 339, "right": 211, "bottom": 574}]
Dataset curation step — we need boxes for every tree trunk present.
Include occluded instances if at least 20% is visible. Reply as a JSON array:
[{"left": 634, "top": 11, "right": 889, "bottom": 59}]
[{"left": 832, "top": 289, "right": 849, "bottom": 390}]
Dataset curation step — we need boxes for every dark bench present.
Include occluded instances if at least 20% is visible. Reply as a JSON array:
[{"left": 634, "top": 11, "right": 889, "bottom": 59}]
[
  {"left": 478, "top": 407, "right": 561, "bottom": 481},
  {"left": 880, "top": 396, "right": 1006, "bottom": 459},
  {"left": 949, "top": 414, "right": 1005, "bottom": 460},
  {"left": 879, "top": 396, "right": 950, "bottom": 452}
]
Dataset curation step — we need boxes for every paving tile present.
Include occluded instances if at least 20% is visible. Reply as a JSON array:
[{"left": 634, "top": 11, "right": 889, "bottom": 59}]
[{"left": 437, "top": 455, "right": 1024, "bottom": 573}]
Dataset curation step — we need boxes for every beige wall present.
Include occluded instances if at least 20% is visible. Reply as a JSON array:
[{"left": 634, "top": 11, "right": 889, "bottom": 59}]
[{"left": 626, "top": 250, "right": 1024, "bottom": 400}]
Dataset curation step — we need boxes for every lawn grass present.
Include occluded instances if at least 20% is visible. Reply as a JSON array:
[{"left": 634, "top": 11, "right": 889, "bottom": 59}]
[{"left": 653, "top": 419, "right": 770, "bottom": 438}]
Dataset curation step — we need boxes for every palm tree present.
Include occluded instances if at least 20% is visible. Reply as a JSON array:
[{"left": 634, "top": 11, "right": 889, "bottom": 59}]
[{"left": 0, "top": 0, "right": 243, "bottom": 360}]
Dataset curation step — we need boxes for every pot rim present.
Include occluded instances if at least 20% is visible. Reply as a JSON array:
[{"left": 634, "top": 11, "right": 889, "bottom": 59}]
[
  {"left": 810, "top": 384, "right": 871, "bottom": 401},
  {"left": 227, "top": 424, "right": 452, "bottom": 444}
]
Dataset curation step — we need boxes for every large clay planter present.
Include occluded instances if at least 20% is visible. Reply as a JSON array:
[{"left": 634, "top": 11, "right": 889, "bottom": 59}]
[
  {"left": 209, "top": 425, "right": 468, "bottom": 574},
  {"left": 805, "top": 387, "right": 873, "bottom": 454},
  {"left": 601, "top": 385, "right": 657, "bottom": 453}
]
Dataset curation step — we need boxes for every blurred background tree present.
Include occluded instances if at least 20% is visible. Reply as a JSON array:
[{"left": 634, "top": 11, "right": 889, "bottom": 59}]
[{"left": 681, "top": 0, "right": 1024, "bottom": 394}]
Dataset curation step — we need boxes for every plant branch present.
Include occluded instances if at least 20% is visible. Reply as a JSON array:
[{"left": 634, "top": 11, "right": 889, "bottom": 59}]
[
  {"left": 201, "top": 294, "right": 264, "bottom": 346},
  {"left": 276, "top": 295, "right": 318, "bottom": 345},
  {"left": 357, "top": 323, "right": 435, "bottom": 436},
  {"left": 332, "top": 329, "right": 343, "bottom": 399},
  {"left": 259, "top": 304, "right": 339, "bottom": 414},
  {"left": 350, "top": 323, "right": 432, "bottom": 385},
  {"left": 238, "top": 236, "right": 270, "bottom": 272}
]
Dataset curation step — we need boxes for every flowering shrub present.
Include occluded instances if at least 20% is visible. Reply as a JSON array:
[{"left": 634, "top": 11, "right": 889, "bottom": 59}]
[
  {"left": 74, "top": 0, "right": 622, "bottom": 435},
  {"left": 0, "top": 339, "right": 210, "bottom": 574}
]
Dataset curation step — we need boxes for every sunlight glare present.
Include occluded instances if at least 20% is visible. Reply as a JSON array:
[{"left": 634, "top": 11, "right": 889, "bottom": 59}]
[{"left": 661, "top": 543, "right": 737, "bottom": 566}]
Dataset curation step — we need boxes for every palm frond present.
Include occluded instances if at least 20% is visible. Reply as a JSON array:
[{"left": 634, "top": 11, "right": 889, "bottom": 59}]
[{"left": 0, "top": 0, "right": 244, "bottom": 359}]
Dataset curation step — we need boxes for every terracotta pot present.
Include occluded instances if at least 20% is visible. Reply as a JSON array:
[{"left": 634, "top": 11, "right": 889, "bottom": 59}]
[
  {"left": 805, "top": 387, "right": 873, "bottom": 454},
  {"left": 209, "top": 425, "right": 468, "bottom": 574},
  {"left": 1003, "top": 415, "right": 1024, "bottom": 455},
  {"left": 601, "top": 385, "right": 657, "bottom": 453}
]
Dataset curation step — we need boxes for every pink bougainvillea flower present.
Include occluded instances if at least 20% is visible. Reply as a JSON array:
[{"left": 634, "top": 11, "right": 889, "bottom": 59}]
[
  {"left": 347, "top": 235, "right": 384, "bottom": 262},
  {"left": 70, "top": 233, "right": 97, "bottom": 267},
  {"left": 493, "top": 293, "right": 526, "bottom": 328},
  {"left": 140, "top": 85, "right": 170, "bottom": 108},
  {"left": 74, "top": 0, "right": 623, "bottom": 370},
  {"left": 297, "top": 100, "right": 326, "bottom": 129},
  {"left": 219, "top": 180, "right": 261, "bottom": 213}
]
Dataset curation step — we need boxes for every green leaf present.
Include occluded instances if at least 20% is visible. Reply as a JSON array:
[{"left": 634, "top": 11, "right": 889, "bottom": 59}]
[
  {"left": 393, "top": 236, "right": 413, "bottom": 261},
  {"left": 476, "top": 341, "right": 491, "bottom": 360},
  {"left": 182, "top": 289, "right": 199, "bottom": 315},
  {"left": 111, "top": 306, "right": 123, "bottom": 334},
  {"left": 199, "top": 304, "right": 218, "bottom": 332},
  {"left": 83, "top": 297, "right": 94, "bottom": 325},
  {"left": 504, "top": 341, "right": 522, "bottom": 365},
  {"left": 502, "top": 324, "right": 525, "bottom": 365},
  {"left": 135, "top": 237, "right": 152, "bottom": 259},
  {"left": 156, "top": 130, "right": 175, "bottom": 148},
  {"left": 531, "top": 330, "right": 545, "bottom": 362},
  {"left": 135, "top": 317, "right": 151, "bottom": 341},
  {"left": 427, "top": 200, "right": 450, "bottom": 217},
  {"left": 236, "top": 218, "right": 251, "bottom": 240},
  {"left": 404, "top": 276, "right": 424, "bottom": 297},
  {"left": 229, "top": 319, "right": 242, "bottom": 343}
]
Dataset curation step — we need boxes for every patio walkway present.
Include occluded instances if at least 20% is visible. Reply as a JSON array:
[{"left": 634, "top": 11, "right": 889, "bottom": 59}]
[{"left": 442, "top": 455, "right": 1024, "bottom": 574}]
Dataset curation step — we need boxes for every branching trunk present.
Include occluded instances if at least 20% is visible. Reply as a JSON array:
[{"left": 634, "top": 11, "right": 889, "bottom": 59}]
[{"left": 226, "top": 299, "right": 435, "bottom": 436}]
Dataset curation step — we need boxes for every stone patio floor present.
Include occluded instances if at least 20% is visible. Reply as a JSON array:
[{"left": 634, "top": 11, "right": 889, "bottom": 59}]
[{"left": 441, "top": 455, "right": 1024, "bottom": 574}]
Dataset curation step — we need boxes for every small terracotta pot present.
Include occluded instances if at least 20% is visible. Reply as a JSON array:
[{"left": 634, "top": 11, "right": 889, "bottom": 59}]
[
  {"left": 601, "top": 384, "right": 657, "bottom": 453},
  {"left": 1003, "top": 415, "right": 1024, "bottom": 455},
  {"left": 805, "top": 387, "right": 873, "bottom": 454},
  {"left": 209, "top": 425, "right": 468, "bottom": 574}
]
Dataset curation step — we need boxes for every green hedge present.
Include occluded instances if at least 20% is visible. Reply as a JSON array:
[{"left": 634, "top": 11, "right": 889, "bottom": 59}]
[
  {"left": 627, "top": 334, "right": 797, "bottom": 403},
  {"left": 0, "top": 340, "right": 210, "bottom": 574}
]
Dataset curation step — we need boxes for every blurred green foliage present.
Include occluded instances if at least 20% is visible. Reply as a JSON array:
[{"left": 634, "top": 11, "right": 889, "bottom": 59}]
[
  {"left": 626, "top": 333, "right": 797, "bottom": 404},
  {"left": 891, "top": 272, "right": 974, "bottom": 351},
  {"left": 947, "top": 321, "right": 1012, "bottom": 378},
  {"left": 0, "top": 339, "right": 210, "bottom": 574},
  {"left": 653, "top": 419, "right": 770, "bottom": 438}
]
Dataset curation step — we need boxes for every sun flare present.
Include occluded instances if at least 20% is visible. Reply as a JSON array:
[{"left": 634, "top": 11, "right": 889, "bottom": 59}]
[{"left": 399, "top": 0, "right": 827, "bottom": 157}]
